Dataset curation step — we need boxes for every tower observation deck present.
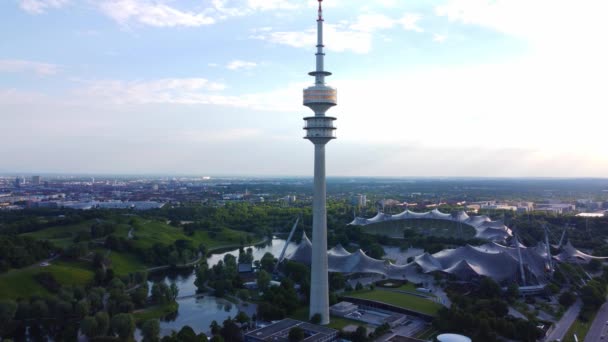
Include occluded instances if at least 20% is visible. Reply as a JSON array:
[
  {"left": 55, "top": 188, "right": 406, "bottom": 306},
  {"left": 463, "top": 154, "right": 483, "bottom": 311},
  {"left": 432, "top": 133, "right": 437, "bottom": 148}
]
[
  {"left": 304, "top": 0, "right": 335, "bottom": 325},
  {"left": 303, "top": 0, "right": 336, "bottom": 145}
]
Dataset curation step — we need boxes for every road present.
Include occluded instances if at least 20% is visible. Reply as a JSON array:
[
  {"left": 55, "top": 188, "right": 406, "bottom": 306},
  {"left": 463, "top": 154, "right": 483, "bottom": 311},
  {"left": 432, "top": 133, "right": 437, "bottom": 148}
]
[
  {"left": 585, "top": 301, "right": 608, "bottom": 342},
  {"left": 545, "top": 299, "right": 582, "bottom": 342}
]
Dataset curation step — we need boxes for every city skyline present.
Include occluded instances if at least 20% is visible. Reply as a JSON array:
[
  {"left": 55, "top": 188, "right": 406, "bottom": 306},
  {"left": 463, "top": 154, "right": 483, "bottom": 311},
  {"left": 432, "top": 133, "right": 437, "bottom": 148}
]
[{"left": 2, "top": 0, "right": 608, "bottom": 177}]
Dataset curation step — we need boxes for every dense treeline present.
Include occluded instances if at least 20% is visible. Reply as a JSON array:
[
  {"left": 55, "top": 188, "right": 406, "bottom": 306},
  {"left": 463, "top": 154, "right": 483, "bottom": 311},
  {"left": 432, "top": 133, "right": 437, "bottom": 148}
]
[
  {"left": 434, "top": 277, "right": 543, "bottom": 342},
  {"left": 0, "top": 236, "right": 55, "bottom": 272}
]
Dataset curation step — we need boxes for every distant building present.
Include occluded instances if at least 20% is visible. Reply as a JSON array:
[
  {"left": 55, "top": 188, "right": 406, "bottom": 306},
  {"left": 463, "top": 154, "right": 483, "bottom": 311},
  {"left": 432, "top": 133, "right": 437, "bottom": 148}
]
[
  {"left": 32, "top": 176, "right": 41, "bottom": 185},
  {"left": 14, "top": 177, "right": 24, "bottom": 188},
  {"left": 244, "top": 318, "right": 338, "bottom": 342},
  {"left": 534, "top": 203, "right": 576, "bottom": 214},
  {"left": 351, "top": 194, "right": 367, "bottom": 207}
]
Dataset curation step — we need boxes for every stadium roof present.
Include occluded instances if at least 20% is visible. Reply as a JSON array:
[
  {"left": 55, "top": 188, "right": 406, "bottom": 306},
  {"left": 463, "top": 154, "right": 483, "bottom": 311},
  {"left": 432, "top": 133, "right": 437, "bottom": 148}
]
[
  {"left": 286, "top": 234, "right": 552, "bottom": 284},
  {"left": 349, "top": 209, "right": 512, "bottom": 242}
]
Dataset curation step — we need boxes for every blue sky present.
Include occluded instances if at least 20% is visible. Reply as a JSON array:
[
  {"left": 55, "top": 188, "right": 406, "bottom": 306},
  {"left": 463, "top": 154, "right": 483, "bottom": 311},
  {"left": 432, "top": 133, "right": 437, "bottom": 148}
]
[{"left": 1, "top": 0, "right": 607, "bottom": 176}]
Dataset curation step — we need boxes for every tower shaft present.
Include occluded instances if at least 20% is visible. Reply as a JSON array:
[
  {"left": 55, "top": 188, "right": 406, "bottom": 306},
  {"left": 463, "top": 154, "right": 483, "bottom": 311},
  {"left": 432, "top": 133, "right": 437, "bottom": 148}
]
[
  {"left": 310, "top": 144, "right": 329, "bottom": 324},
  {"left": 303, "top": 0, "right": 336, "bottom": 325}
]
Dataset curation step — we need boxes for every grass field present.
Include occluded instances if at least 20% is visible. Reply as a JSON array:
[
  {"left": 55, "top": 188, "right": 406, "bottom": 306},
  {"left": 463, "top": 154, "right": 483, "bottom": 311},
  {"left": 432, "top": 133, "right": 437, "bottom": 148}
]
[
  {"left": 106, "top": 251, "right": 147, "bottom": 276},
  {"left": 133, "top": 302, "right": 179, "bottom": 323},
  {"left": 564, "top": 309, "right": 598, "bottom": 342},
  {"left": 362, "top": 218, "right": 476, "bottom": 240},
  {"left": 0, "top": 259, "right": 94, "bottom": 300},
  {"left": 22, "top": 220, "right": 95, "bottom": 248},
  {"left": 130, "top": 219, "right": 254, "bottom": 250},
  {"left": 346, "top": 289, "right": 441, "bottom": 316}
]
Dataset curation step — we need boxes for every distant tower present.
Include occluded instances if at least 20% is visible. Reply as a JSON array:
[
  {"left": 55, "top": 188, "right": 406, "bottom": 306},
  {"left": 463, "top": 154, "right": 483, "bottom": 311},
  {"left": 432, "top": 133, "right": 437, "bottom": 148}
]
[{"left": 303, "top": 0, "right": 337, "bottom": 325}]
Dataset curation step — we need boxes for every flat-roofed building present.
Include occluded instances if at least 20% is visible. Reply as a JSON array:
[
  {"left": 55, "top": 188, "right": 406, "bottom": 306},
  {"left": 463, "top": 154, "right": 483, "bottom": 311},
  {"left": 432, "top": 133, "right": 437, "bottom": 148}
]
[
  {"left": 244, "top": 319, "right": 338, "bottom": 342},
  {"left": 329, "top": 301, "right": 358, "bottom": 317}
]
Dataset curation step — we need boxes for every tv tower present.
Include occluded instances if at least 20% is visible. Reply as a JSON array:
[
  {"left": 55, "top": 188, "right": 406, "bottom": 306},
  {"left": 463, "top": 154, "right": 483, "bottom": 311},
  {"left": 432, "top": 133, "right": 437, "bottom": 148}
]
[{"left": 303, "top": 0, "right": 337, "bottom": 325}]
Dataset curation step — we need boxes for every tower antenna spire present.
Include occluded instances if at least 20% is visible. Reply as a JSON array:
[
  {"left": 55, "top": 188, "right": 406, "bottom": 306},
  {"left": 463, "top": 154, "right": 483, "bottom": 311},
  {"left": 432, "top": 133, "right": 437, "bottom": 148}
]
[{"left": 318, "top": 0, "right": 323, "bottom": 20}]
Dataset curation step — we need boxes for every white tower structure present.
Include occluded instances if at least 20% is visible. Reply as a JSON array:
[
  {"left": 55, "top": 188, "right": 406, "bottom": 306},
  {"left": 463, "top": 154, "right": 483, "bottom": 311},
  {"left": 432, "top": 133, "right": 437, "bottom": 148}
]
[{"left": 303, "top": 0, "right": 336, "bottom": 325}]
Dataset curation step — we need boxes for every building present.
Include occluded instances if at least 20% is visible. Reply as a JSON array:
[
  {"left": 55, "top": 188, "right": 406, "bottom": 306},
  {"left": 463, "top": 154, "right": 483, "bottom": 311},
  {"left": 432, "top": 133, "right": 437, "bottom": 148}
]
[
  {"left": 14, "top": 177, "right": 24, "bottom": 188},
  {"left": 534, "top": 203, "right": 576, "bottom": 214},
  {"left": 329, "top": 301, "right": 358, "bottom": 317},
  {"left": 303, "top": 0, "right": 337, "bottom": 325},
  {"left": 351, "top": 194, "right": 367, "bottom": 207},
  {"left": 244, "top": 319, "right": 338, "bottom": 342},
  {"left": 32, "top": 176, "right": 41, "bottom": 185}
]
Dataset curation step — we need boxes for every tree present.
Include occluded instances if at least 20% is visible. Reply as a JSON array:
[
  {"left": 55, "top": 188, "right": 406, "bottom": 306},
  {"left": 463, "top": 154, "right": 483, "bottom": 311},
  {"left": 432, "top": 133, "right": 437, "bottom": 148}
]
[
  {"left": 0, "top": 299, "right": 17, "bottom": 323},
  {"left": 142, "top": 319, "right": 160, "bottom": 342},
  {"left": 210, "top": 336, "right": 224, "bottom": 342},
  {"left": 111, "top": 313, "right": 135, "bottom": 340},
  {"left": 505, "top": 283, "right": 519, "bottom": 302},
  {"left": 210, "top": 320, "right": 221, "bottom": 335},
  {"left": 235, "top": 311, "right": 250, "bottom": 324},
  {"left": 478, "top": 277, "right": 501, "bottom": 299},
  {"left": 260, "top": 252, "right": 276, "bottom": 272},
  {"left": 589, "top": 259, "right": 602, "bottom": 272},
  {"left": 351, "top": 326, "right": 368, "bottom": 342},
  {"left": 30, "top": 299, "right": 49, "bottom": 319},
  {"left": 81, "top": 316, "right": 98, "bottom": 338},
  {"left": 257, "top": 270, "right": 271, "bottom": 292},
  {"left": 289, "top": 327, "right": 305, "bottom": 342},
  {"left": 75, "top": 299, "right": 90, "bottom": 318},
  {"left": 220, "top": 318, "right": 242, "bottom": 342},
  {"left": 559, "top": 291, "right": 577, "bottom": 307},
  {"left": 329, "top": 273, "right": 346, "bottom": 291},
  {"left": 132, "top": 284, "right": 149, "bottom": 307},
  {"left": 95, "top": 311, "right": 110, "bottom": 336},
  {"left": 310, "top": 313, "right": 321, "bottom": 324},
  {"left": 177, "top": 325, "right": 200, "bottom": 342},
  {"left": 170, "top": 283, "right": 179, "bottom": 300}
]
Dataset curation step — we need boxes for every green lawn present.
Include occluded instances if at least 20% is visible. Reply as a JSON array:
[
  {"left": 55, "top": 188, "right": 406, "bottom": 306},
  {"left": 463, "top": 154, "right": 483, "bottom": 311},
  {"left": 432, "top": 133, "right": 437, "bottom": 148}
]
[
  {"left": 107, "top": 251, "right": 147, "bottom": 276},
  {"left": 346, "top": 289, "right": 441, "bottom": 316},
  {"left": 564, "top": 310, "right": 598, "bottom": 342},
  {"left": 0, "top": 259, "right": 94, "bottom": 300},
  {"left": 133, "top": 302, "right": 179, "bottom": 323},
  {"left": 130, "top": 218, "right": 255, "bottom": 250},
  {"left": 22, "top": 220, "right": 95, "bottom": 248}
]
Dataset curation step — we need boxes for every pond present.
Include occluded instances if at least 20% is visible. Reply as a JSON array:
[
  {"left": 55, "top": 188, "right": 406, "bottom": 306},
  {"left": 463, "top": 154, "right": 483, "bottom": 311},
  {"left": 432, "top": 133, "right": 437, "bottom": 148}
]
[{"left": 137, "top": 237, "right": 296, "bottom": 339}]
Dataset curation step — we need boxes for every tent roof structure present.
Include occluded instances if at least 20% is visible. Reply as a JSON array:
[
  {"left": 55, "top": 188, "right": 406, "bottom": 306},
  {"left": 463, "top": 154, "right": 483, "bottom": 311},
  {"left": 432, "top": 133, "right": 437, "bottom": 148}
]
[{"left": 349, "top": 209, "right": 512, "bottom": 242}]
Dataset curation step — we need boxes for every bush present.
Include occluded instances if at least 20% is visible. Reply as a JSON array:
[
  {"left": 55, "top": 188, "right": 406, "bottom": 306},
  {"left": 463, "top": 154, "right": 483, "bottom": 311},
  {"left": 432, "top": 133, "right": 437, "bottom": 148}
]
[{"left": 310, "top": 313, "right": 322, "bottom": 324}]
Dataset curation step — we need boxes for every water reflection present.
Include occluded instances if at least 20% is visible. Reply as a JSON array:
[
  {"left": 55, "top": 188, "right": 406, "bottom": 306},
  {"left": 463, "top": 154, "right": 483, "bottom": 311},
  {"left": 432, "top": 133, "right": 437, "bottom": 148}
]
[
  {"left": 136, "top": 238, "right": 293, "bottom": 340},
  {"left": 206, "top": 237, "right": 297, "bottom": 266}
]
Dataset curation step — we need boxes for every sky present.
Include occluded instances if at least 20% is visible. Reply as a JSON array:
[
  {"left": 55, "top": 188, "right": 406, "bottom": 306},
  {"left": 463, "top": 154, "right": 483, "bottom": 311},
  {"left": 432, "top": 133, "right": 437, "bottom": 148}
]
[{"left": 1, "top": 0, "right": 607, "bottom": 177}]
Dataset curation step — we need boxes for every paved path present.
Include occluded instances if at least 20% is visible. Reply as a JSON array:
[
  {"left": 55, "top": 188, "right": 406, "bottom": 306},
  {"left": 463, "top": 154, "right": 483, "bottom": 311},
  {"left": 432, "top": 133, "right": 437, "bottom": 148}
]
[
  {"left": 545, "top": 299, "right": 582, "bottom": 342},
  {"left": 585, "top": 301, "right": 608, "bottom": 342}
]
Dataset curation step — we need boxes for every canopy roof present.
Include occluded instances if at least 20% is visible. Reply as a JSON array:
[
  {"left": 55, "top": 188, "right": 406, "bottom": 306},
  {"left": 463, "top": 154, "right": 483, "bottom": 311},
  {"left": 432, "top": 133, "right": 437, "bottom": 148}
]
[{"left": 349, "top": 209, "right": 512, "bottom": 242}]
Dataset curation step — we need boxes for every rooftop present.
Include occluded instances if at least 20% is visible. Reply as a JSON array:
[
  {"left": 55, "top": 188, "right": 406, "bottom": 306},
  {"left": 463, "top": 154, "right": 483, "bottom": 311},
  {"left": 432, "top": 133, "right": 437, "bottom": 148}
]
[{"left": 244, "top": 318, "right": 338, "bottom": 342}]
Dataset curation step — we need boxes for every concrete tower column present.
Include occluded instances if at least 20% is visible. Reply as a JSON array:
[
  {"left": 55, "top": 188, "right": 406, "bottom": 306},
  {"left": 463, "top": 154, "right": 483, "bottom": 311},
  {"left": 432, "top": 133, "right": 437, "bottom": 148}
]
[
  {"left": 302, "top": 0, "right": 336, "bottom": 325},
  {"left": 310, "top": 144, "right": 329, "bottom": 324}
]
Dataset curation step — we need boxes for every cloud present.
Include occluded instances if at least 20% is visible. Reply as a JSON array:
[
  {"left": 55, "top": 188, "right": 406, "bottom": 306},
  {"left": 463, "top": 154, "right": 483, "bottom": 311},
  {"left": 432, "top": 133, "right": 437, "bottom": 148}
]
[
  {"left": 71, "top": 77, "right": 304, "bottom": 111},
  {"left": 226, "top": 60, "right": 257, "bottom": 70},
  {"left": 253, "top": 24, "right": 373, "bottom": 54},
  {"left": 18, "top": 0, "right": 68, "bottom": 14},
  {"left": 254, "top": 12, "right": 422, "bottom": 54},
  {"left": 74, "top": 78, "right": 228, "bottom": 104},
  {"left": 398, "top": 13, "right": 423, "bottom": 32},
  {"left": 98, "top": 0, "right": 215, "bottom": 27},
  {"left": 0, "top": 59, "right": 59, "bottom": 75},
  {"left": 245, "top": 0, "right": 300, "bottom": 11},
  {"left": 433, "top": 33, "right": 446, "bottom": 43}
]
